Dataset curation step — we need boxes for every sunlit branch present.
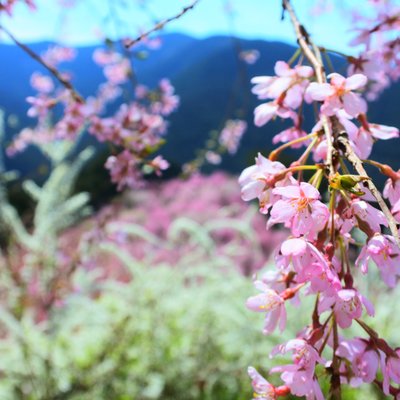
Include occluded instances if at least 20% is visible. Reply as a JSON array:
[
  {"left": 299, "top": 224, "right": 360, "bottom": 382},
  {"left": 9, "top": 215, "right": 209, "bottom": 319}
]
[
  {"left": 282, "top": 0, "right": 336, "bottom": 177},
  {"left": 282, "top": 0, "right": 400, "bottom": 247}
]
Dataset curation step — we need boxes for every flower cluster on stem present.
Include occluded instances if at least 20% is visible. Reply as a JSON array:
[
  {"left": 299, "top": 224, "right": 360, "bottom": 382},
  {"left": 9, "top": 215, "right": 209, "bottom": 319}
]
[
  {"left": 8, "top": 45, "right": 178, "bottom": 190},
  {"left": 242, "top": 1, "right": 400, "bottom": 398}
]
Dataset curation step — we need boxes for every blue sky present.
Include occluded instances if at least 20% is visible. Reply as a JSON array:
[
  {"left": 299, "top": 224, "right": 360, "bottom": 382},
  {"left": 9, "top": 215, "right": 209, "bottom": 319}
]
[{"left": 1, "top": 0, "right": 360, "bottom": 53}]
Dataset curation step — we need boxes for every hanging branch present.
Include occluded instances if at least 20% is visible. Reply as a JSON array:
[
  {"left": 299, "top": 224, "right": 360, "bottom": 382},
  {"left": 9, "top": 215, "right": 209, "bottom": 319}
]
[
  {"left": 0, "top": 25, "right": 83, "bottom": 103},
  {"left": 281, "top": 0, "right": 400, "bottom": 247},
  {"left": 124, "top": 0, "right": 200, "bottom": 49},
  {"left": 282, "top": 0, "right": 336, "bottom": 177},
  {"left": 337, "top": 132, "right": 400, "bottom": 246}
]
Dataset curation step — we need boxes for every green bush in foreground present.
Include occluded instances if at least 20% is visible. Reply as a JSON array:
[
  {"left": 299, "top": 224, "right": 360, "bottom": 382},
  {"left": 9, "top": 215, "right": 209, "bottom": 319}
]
[{"left": 0, "top": 248, "right": 395, "bottom": 399}]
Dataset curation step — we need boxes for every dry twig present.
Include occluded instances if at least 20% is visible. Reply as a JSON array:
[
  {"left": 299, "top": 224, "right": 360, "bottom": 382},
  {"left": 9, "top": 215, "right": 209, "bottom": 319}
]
[
  {"left": 282, "top": 0, "right": 336, "bottom": 177},
  {"left": 0, "top": 25, "right": 83, "bottom": 103},
  {"left": 124, "top": 0, "right": 200, "bottom": 49}
]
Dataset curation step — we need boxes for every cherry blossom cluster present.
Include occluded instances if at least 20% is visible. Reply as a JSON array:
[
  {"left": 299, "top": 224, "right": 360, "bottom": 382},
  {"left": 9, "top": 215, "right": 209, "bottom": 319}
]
[
  {"left": 347, "top": 1, "right": 400, "bottom": 100},
  {"left": 182, "top": 118, "right": 247, "bottom": 173},
  {"left": 8, "top": 45, "right": 179, "bottom": 189},
  {"left": 219, "top": 119, "right": 247, "bottom": 155},
  {"left": 240, "top": 35, "right": 400, "bottom": 399}
]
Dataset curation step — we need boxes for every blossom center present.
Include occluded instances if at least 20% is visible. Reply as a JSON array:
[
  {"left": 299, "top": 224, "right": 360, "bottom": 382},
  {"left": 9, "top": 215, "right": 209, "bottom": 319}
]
[
  {"left": 293, "top": 196, "right": 311, "bottom": 212},
  {"left": 259, "top": 293, "right": 281, "bottom": 310}
]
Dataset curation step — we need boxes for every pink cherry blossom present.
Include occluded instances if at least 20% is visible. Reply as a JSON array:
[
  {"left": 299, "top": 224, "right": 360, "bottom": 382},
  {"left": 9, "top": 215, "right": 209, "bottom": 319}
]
[
  {"left": 387, "top": 351, "right": 400, "bottom": 384},
  {"left": 238, "top": 153, "right": 286, "bottom": 205},
  {"left": 336, "top": 338, "right": 380, "bottom": 385},
  {"left": 251, "top": 61, "right": 313, "bottom": 127},
  {"left": 272, "top": 126, "right": 307, "bottom": 149},
  {"left": 348, "top": 51, "right": 383, "bottom": 81},
  {"left": 55, "top": 99, "right": 90, "bottom": 140},
  {"left": 319, "top": 289, "right": 374, "bottom": 328},
  {"left": 268, "top": 182, "right": 329, "bottom": 238},
  {"left": 349, "top": 123, "right": 399, "bottom": 159},
  {"left": 205, "top": 151, "right": 222, "bottom": 165},
  {"left": 104, "top": 58, "right": 131, "bottom": 85},
  {"left": 241, "top": 4, "right": 400, "bottom": 398},
  {"left": 30, "top": 72, "right": 54, "bottom": 94},
  {"left": 105, "top": 150, "right": 143, "bottom": 191},
  {"left": 246, "top": 281, "right": 286, "bottom": 335},
  {"left": 253, "top": 101, "right": 292, "bottom": 127},
  {"left": 148, "top": 155, "right": 169, "bottom": 176},
  {"left": 369, "top": 123, "right": 399, "bottom": 140},
  {"left": 260, "top": 269, "right": 287, "bottom": 294},
  {"left": 271, "top": 339, "right": 324, "bottom": 400},
  {"left": 306, "top": 73, "right": 367, "bottom": 117},
  {"left": 392, "top": 199, "right": 400, "bottom": 223},
  {"left": 150, "top": 79, "right": 180, "bottom": 115},
  {"left": 384, "top": 176, "right": 400, "bottom": 207},
  {"left": 312, "top": 138, "right": 328, "bottom": 162},
  {"left": 349, "top": 3, "right": 400, "bottom": 99},
  {"left": 6, "top": 127, "right": 53, "bottom": 155},
  {"left": 277, "top": 238, "right": 341, "bottom": 294},
  {"left": 336, "top": 110, "right": 399, "bottom": 159},
  {"left": 219, "top": 119, "right": 247, "bottom": 154},
  {"left": 42, "top": 46, "right": 76, "bottom": 67},
  {"left": 92, "top": 48, "right": 121, "bottom": 66},
  {"left": 347, "top": 199, "right": 388, "bottom": 234},
  {"left": 271, "top": 339, "right": 322, "bottom": 376},
  {"left": 135, "top": 84, "right": 149, "bottom": 99},
  {"left": 383, "top": 350, "right": 400, "bottom": 395},
  {"left": 252, "top": 61, "right": 313, "bottom": 104},
  {"left": 248, "top": 367, "right": 277, "bottom": 400},
  {"left": 26, "top": 96, "right": 55, "bottom": 119},
  {"left": 356, "top": 234, "right": 400, "bottom": 287}
]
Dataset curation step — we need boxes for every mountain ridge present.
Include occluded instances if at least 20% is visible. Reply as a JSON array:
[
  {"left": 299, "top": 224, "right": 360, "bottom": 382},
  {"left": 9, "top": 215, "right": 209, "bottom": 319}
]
[{"left": 0, "top": 33, "right": 399, "bottom": 187}]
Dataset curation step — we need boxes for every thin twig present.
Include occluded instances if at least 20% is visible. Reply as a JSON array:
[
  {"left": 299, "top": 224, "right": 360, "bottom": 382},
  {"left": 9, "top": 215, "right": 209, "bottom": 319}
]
[
  {"left": 282, "top": 0, "right": 335, "bottom": 176},
  {"left": 124, "top": 0, "right": 200, "bottom": 49},
  {"left": 0, "top": 25, "right": 83, "bottom": 103},
  {"left": 108, "top": 0, "right": 138, "bottom": 90}
]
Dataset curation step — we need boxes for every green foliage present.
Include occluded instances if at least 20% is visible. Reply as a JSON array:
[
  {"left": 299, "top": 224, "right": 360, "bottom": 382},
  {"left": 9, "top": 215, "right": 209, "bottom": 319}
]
[
  {"left": 0, "top": 248, "right": 396, "bottom": 399},
  {"left": 0, "top": 259, "right": 272, "bottom": 399}
]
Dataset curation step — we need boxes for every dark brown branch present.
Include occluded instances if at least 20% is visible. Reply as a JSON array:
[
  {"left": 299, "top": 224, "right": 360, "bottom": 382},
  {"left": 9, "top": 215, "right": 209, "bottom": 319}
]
[
  {"left": 0, "top": 25, "right": 83, "bottom": 103},
  {"left": 124, "top": 0, "right": 200, "bottom": 49},
  {"left": 330, "top": 316, "right": 342, "bottom": 400}
]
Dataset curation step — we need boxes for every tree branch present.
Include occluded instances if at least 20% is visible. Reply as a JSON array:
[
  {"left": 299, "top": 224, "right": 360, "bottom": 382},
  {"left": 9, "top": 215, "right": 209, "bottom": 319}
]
[
  {"left": 282, "top": 0, "right": 399, "bottom": 246},
  {"left": 282, "top": 0, "right": 336, "bottom": 176},
  {"left": 0, "top": 25, "right": 83, "bottom": 103},
  {"left": 337, "top": 132, "right": 400, "bottom": 246},
  {"left": 124, "top": 0, "right": 200, "bottom": 49}
]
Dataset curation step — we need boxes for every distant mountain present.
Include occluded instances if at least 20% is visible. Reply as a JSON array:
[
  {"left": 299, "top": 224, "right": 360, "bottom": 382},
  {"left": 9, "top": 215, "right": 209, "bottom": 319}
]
[{"left": 1, "top": 33, "right": 399, "bottom": 186}]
